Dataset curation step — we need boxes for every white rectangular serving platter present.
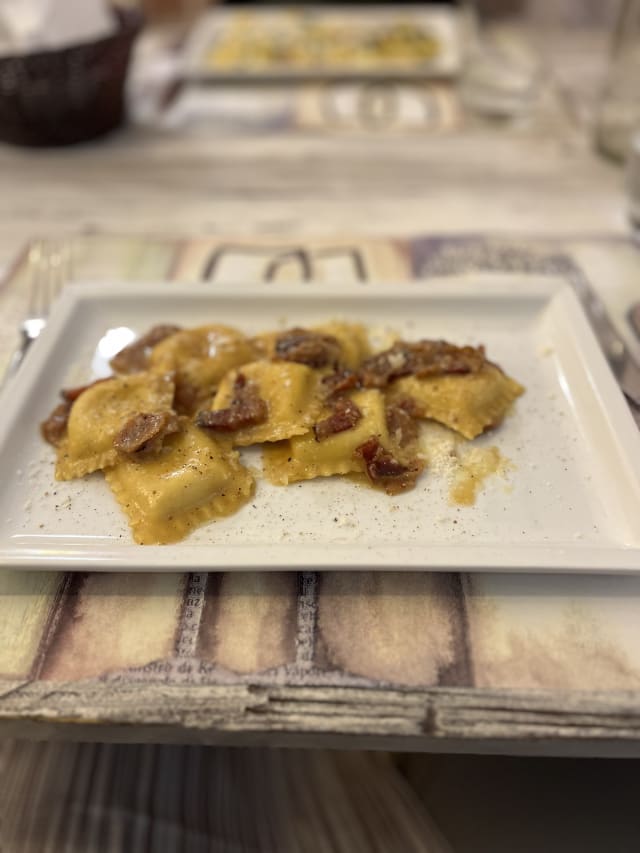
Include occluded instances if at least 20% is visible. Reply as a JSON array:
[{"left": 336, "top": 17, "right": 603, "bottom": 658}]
[
  {"left": 1, "top": 277, "right": 640, "bottom": 573},
  {"left": 183, "top": 6, "right": 462, "bottom": 83}
]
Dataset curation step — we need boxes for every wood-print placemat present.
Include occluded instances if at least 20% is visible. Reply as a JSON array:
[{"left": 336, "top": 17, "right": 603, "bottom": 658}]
[{"left": 2, "top": 231, "right": 640, "bottom": 754}]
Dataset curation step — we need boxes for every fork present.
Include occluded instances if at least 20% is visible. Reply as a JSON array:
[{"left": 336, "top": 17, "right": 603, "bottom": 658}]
[{"left": 2, "top": 241, "right": 69, "bottom": 384}]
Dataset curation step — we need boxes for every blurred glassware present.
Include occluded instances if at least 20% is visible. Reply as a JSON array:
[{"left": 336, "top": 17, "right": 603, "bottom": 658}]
[
  {"left": 594, "top": 0, "right": 640, "bottom": 162},
  {"left": 625, "top": 129, "right": 640, "bottom": 226},
  {"left": 458, "top": 0, "right": 541, "bottom": 119},
  {"left": 460, "top": 0, "right": 620, "bottom": 124}
]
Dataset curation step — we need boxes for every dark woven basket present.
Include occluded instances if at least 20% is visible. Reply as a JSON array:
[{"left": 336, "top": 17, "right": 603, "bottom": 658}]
[{"left": 0, "top": 9, "right": 142, "bottom": 147}]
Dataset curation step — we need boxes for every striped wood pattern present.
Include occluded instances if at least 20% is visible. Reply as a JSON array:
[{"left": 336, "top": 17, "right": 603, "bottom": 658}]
[{"left": 1, "top": 233, "right": 640, "bottom": 751}]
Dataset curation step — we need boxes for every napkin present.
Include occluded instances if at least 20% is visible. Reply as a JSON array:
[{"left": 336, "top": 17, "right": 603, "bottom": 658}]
[{"left": 0, "top": 0, "right": 116, "bottom": 56}]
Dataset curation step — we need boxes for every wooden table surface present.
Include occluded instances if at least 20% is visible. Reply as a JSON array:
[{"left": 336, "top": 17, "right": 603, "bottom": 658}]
[{"left": 2, "top": 23, "right": 640, "bottom": 755}]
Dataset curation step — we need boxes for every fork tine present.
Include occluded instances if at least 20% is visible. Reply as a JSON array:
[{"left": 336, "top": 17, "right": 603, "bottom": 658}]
[
  {"left": 27, "top": 241, "right": 44, "bottom": 317},
  {"left": 53, "top": 243, "right": 70, "bottom": 303},
  {"left": 1, "top": 240, "right": 71, "bottom": 387},
  {"left": 47, "top": 247, "right": 62, "bottom": 315},
  {"left": 64, "top": 243, "right": 74, "bottom": 285},
  {"left": 36, "top": 241, "right": 67, "bottom": 319}
]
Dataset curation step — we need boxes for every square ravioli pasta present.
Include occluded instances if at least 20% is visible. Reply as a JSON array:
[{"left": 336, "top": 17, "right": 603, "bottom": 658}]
[
  {"left": 55, "top": 372, "right": 175, "bottom": 481},
  {"left": 147, "top": 324, "right": 257, "bottom": 413},
  {"left": 207, "top": 361, "right": 325, "bottom": 446},
  {"left": 105, "top": 423, "right": 254, "bottom": 544},
  {"left": 252, "top": 321, "right": 371, "bottom": 369},
  {"left": 391, "top": 364, "right": 524, "bottom": 440},
  {"left": 263, "top": 388, "right": 397, "bottom": 484}
]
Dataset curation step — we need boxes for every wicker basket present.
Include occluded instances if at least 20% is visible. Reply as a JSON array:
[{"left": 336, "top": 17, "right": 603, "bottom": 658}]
[{"left": 0, "top": 9, "right": 142, "bottom": 147}]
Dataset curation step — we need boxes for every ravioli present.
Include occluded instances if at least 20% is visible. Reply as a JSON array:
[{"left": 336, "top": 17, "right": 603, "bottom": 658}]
[
  {"left": 311, "top": 321, "right": 371, "bottom": 369},
  {"left": 252, "top": 321, "right": 370, "bottom": 369},
  {"left": 105, "top": 424, "right": 254, "bottom": 545},
  {"left": 209, "top": 361, "right": 324, "bottom": 445},
  {"left": 392, "top": 364, "right": 524, "bottom": 440},
  {"left": 55, "top": 372, "right": 175, "bottom": 481},
  {"left": 263, "top": 388, "right": 394, "bottom": 484},
  {"left": 148, "top": 325, "right": 257, "bottom": 412}
]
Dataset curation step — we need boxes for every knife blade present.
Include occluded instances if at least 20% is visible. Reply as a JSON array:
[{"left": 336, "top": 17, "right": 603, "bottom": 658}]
[{"left": 571, "top": 279, "right": 640, "bottom": 408}]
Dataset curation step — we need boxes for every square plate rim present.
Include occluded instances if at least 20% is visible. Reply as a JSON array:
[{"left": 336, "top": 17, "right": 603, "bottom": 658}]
[{"left": 2, "top": 275, "right": 640, "bottom": 573}]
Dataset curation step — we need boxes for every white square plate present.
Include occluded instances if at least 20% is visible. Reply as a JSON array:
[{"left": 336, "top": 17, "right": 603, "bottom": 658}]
[{"left": 1, "top": 277, "right": 640, "bottom": 572}]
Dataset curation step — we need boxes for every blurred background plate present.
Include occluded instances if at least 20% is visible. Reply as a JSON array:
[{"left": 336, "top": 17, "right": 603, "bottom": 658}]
[{"left": 183, "top": 4, "right": 462, "bottom": 83}]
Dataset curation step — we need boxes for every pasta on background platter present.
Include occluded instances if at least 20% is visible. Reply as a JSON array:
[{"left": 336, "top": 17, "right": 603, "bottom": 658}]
[{"left": 40, "top": 320, "right": 524, "bottom": 544}]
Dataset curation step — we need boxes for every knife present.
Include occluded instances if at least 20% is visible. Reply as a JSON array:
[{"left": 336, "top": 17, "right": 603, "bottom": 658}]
[{"left": 572, "top": 280, "right": 640, "bottom": 408}]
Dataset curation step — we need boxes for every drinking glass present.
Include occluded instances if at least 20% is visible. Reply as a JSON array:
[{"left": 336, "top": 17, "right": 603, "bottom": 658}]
[{"left": 594, "top": 0, "right": 640, "bottom": 162}]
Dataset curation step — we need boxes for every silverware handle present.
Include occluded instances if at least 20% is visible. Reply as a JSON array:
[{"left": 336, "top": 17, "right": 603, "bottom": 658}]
[
  {"left": 574, "top": 285, "right": 628, "bottom": 364},
  {"left": 0, "top": 334, "right": 30, "bottom": 390}
]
